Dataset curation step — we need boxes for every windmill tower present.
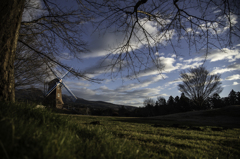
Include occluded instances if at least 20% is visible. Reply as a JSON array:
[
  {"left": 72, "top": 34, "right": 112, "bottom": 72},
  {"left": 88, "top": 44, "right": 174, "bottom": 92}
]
[{"left": 44, "top": 67, "right": 77, "bottom": 109}]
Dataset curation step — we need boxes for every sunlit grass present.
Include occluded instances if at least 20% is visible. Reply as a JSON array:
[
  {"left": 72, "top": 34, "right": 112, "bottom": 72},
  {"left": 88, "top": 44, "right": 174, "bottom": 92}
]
[
  {"left": 71, "top": 115, "right": 240, "bottom": 159},
  {"left": 0, "top": 102, "right": 239, "bottom": 159}
]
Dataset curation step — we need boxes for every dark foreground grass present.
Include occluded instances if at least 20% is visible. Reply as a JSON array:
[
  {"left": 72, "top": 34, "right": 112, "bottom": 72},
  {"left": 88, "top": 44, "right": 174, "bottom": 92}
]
[
  {"left": 0, "top": 103, "right": 146, "bottom": 159},
  {"left": 0, "top": 103, "right": 240, "bottom": 159}
]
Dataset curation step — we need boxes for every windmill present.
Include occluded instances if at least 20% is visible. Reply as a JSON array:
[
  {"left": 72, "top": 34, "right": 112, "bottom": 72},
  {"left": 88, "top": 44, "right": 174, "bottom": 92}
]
[{"left": 43, "top": 67, "right": 77, "bottom": 109}]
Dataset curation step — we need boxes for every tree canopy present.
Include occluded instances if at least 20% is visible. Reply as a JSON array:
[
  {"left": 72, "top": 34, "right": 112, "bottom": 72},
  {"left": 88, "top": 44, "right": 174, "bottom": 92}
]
[
  {"left": 0, "top": 0, "right": 240, "bottom": 102},
  {"left": 178, "top": 66, "right": 223, "bottom": 108}
]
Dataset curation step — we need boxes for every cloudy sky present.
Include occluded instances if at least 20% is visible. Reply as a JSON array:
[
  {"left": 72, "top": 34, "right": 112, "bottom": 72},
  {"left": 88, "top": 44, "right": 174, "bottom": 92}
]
[
  {"left": 61, "top": 43, "right": 240, "bottom": 107},
  {"left": 25, "top": 0, "right": 240, "bottom": 107}
]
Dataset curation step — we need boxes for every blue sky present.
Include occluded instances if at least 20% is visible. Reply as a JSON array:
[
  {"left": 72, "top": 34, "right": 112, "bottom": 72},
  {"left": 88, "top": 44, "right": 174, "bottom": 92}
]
[
  {"left": 24, "top": 0, "right": 240, "bottom": 107},
  {"left": 61, "top": 42, "right": 240, "bottom": 107}
]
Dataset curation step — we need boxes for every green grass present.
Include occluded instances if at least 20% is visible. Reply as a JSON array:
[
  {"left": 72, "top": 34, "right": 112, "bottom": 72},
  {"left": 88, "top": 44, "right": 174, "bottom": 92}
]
[{"left": 0, "top": 102, "right": 240, "bottom": 159}]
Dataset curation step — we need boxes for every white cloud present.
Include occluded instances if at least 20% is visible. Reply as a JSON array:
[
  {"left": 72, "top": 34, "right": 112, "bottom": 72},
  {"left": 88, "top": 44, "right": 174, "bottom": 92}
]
[
  {"left": 211, "top": 63, "right": 240, "bottom": 74},
  {"left": 116, "top": 74, "right": 167, "bottom": 92},
  {"left": 65, "top": 81, "right": 89, "bottom": 87},
  {"left": 198, "top": 13, "right": 238, "bottom": 35},
  {"left": 179, "top": 57, "right": 184, "bottom": 61},
  {"left": 213, "top": 10, "right": 221, "bottom": 14},
  {"left": 227, "top": 63, "right": 240, "bottom": 69},
  {"left": 66, "top": 83, "right": 164, "bottom": 107},
  {"left": 180, "top": 62, "right": 203, "bottom": 70},
  {"left": 165, "top": 78, "right": 182, "bottom": 87},
  {"left": 233, "top": 82, "right": 239, "bottom": 85},
  {"left": 225, "top": 74, "right": 240, "bottom": 81},
  {"left": 159, "top": 56, "right": 180, "bottom": 72},
  {"left": 182, "top": 46, "right": 240, "bottom": 64},
  {"left": 81, "top": 50, "right": 110, "bottom": 59},
  {"left": 83, "top": 58, "right": 126, "bottom": 78},
  {"left": 211, "top": 67, "right": 232, "bottom": 74},
  {"left": 207, "top": 48, "right": 240, "bottom": 62},
  {"left": 60, "top": 52, "right": 74, "bottom": 60},
  {"left": 22, "top": 0, "right": 43, "bottom": 22},
  {"left": 126, "top": 56, "right": 180, "bottom": 79},
  {"left": 222, "top": 85, "right": 230, "bottom": 88}
]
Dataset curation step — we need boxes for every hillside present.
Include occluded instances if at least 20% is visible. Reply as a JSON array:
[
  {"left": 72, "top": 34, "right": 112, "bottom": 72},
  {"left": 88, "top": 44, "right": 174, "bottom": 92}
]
[{"left": 15, "top": 88, "right": 136, "bottom": 110}]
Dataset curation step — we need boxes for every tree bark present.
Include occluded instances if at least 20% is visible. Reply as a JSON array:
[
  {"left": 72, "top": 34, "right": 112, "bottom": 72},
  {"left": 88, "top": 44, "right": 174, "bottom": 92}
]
[{"left": 0, "top": 0, "right": 25, "bottom": 102}]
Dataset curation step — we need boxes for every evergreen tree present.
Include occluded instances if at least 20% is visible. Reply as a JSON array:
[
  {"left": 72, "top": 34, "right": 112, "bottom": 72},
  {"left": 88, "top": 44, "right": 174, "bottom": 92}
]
[
  {"left": 167, "top": 96, "right": 175, "bottom": 106},
  {"left": 222, "top": 97, "right": 230, "bottom": 107},
  {"left": 211, "top": 93, "right": 223, "bottom": 108},
  {"left": 172, "top": 95, "right": 181, "bottom": 113},
  {"left": 237, "top": 92, "right": 240, "bottom": 105},
  {"left": 179, "top": 93, "right": 191, "bottom": 111},
  {"left": 174, "top": 96, "right": 180, "bottom": 106},
  {"left": 228, "top": 89, "right": 237, "bottom": 105},
  {"left": 155, "top": 101, "right": 159, "bottom": 107}
]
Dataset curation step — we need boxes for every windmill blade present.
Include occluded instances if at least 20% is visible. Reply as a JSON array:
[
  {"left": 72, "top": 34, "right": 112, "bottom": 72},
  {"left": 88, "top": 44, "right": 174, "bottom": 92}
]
[
  {"left": 62, "top": 81, "right": 77, "bottom": 101},
  {"left": 45, "top": 82, "right": 60, "bottom": 97},
  {"left": 61, "top": 67, "right": 72, "bottom": 79}
]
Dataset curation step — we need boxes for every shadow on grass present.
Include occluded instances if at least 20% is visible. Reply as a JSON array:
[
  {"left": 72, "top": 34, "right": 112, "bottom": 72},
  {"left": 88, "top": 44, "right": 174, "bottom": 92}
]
[
  {"left": 112, "top": 117, "right": 237, "bottom": 130},
  {"left": 112, "top": 106, "right": 240, "bottom": 129}
]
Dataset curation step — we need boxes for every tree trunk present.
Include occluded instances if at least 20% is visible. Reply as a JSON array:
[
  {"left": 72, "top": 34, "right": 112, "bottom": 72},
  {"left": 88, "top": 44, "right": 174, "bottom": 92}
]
[{"left": 0, "top": 0, "right": 25, "bottom": 102}]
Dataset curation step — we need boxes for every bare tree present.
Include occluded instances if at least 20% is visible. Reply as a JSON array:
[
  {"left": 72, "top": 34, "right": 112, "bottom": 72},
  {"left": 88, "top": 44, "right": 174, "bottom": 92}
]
[
  {"left": 18, "top": 0, "right": 95, "bottom": 81},
  {"left": 0, "top": 0, "right": 98, "bottom": 102},
  {"left": 15, "top": 35, "right": 56, "bottom": 88},
  {"left": 178, "top": 66, "right": 223, "bottom": 109},
  {"left": 157, "top": 96, "right": 166, "bottom": 106},
  {"left": 1, "top": 0, "right": 240, "bottom": 102},
  {"left": 15, "top": 1, "right": 60, "bottom": 88},
  {"left": 83, "top": 0, "right": 240, "bottom": 77},
  {"left": 143, "top": 98, "right": 155, "bottom": 107}
]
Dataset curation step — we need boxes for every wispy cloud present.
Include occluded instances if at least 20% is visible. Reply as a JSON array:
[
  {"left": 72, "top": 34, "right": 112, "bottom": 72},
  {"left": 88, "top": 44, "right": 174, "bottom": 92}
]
[
  {"left": 183, "top": 46, "right": 240, "bottom": 63},
  {"left": 116, "top": 74, "right": 167, "bottom": 92},
  {"left": 128, "top": 56, "right": 180, "bottom": 78},
  {"left": 83, "top": 58, "right": 126, "bottom": 78},
  {"left": 211, "top": 63, "right": 240, "bottom": 74},
  {"left": 68, "top": 85, "right": 163, "bottom": 107},
  {"left": 82, "top": 18, "right": 175, "bottom": 59},
  {"left": 225, "top": 74, "right": 240, "bottom": 81},
  {"left": 63, "top": 73, "right": 170, "bottom": 107}
]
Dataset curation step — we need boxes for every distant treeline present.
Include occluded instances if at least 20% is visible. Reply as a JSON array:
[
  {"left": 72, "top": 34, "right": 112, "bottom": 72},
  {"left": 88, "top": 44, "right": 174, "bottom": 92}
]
[
  {"left": 131, "top": 89, "right": 239, "bottom": 117},
  {"left": 89, "top": 89, "right": 240, "bottom": 117}
]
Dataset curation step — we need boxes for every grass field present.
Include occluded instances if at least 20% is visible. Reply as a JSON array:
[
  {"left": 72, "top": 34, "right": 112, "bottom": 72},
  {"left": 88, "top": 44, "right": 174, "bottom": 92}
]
[{"left": 0, "top": 102, "right": 240, "bottom": 159}]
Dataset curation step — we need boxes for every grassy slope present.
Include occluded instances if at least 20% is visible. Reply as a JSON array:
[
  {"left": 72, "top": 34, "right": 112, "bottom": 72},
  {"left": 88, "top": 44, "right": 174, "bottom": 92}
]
[{"left": 0, "top": 103, "right": 240, "bottom": 159}]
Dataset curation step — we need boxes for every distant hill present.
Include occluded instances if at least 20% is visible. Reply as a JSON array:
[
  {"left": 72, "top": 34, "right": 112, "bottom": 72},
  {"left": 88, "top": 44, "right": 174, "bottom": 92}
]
[
  {"left": 15, "top": 88, "right": 136, "bottom": 111},
  {"left": 66, "top": 96, "right": 135, "bottom": 110},
  {"left": 16, "top": 88, "right": 45, "bottom": 103}
]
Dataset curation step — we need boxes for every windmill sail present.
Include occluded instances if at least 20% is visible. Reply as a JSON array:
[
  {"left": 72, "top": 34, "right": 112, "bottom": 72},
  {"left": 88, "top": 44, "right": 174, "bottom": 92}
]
[
  {"left": 44, "top": 66, "right": 78, "bottom": 108},
  {"left": 45, "top": 81, "right": 60, "bottom": 97},
  {"left": 62, "top": 81, "right": 77, "bottom": 101}
]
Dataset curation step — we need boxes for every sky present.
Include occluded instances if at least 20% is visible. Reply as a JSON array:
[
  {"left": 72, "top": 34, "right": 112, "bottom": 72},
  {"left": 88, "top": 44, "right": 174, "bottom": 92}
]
[
  {"left": 24, "top": 0, "right": 240, "bottom": 107},
  {"left": 61, "top": 43, "right": 240, "bottom": 107}
]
